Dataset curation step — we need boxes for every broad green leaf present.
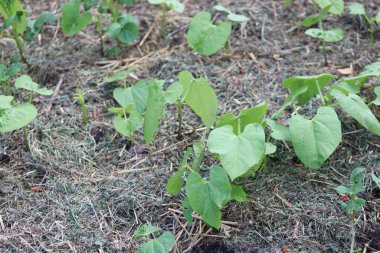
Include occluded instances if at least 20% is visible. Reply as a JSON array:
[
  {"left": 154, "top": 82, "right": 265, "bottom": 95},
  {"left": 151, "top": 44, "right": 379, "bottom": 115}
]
[
  {"left": 144, "top": 80, "right": 166, "bottom": 145},
  {"left": 373, "top": 87, "right": 380, "bottom": 105},
  {"left": 192, "top": 140, "right": 205, "bottom": 171},
  {"left": 348, "top": 2, "right": 365, "bottom": 15},
  {"left": 185, "top": 166, "right": 231, "bottom": 228},
  {"left": 61, "top": 0, "right": 92, "bottom": 35},
  {"left": 213, "top": 5, "right": 249, "bottom": 22},
  {"left": 14, "top": 75, "right": 53, "bottom": 95},
  {"left": 0, "top": 95, "right": 13, "bottom": 108},
  {"left": 0, "top": 63, "right": 21, "bottom": 82},
  {"left": 0, "top": 0, "right": 27, "bottom": 34},
  {"left": 305, "top": 28, "right": 344, "bottom": 42},
  {"left": 360, "top": 60, "right": 380, "bottom": 77},
  {"left": 113, "top": 111, "right": 142, "bottom": 138},
  {"left": 208, "top": 124, "right": 266, "bottom": 180},
  {"left": 179, "top": 71, "right": 218, "bottom": 127},
  {"left": 265, "top": 142, "right": 277, "bottom": 155},
  {"left": 107, "top": 14, "right": 139, "bottom": 44},
  {"left": 25, "top": 12, "right": 57, "bottom": 41},
  {"left": 371, "top": 173, "right": 380, "bottom": 184},
  {"left": 166, "top": 148, "right": 192, "bottom": 195},
  {"left": 331, "top": 89, "right": 380, "bottom": 136},
  {"left": 283, "top": 74, "right": 336, "bottom": 105},
  {"left": 230, "top": 184, "right": 246, "bottom": 202},
  {"left": 166, "top": 0, "right": 184, "bottom": 13},
  {"left": 314, "top": 0, "right": 344, "bottom": 15},
  {"left": 351, "top": 183, "right": 364, "bottom": 194},
  {"left": 266, "top": 119, "right": 291, "bottom": 141},
  {"left": 164, "top": 82, "right": 183, "bottom": 104},
  {"left": 187, "top": 12, "right": 231, "bottom": 56},
  {"left": 216, "top": 102, "right": 268, "bottom": 135},
  {"left": 182, "top": 197, "right": 193, "bottom": 224},
  {"left": 346, "top": 198, "right": 365, "bottom": 212},
  {"left": 104, "top": 66, "right": 138, "bottom": 82},
  {"left": 332, "top": 75, "right": 370, "bottom": 94},
  {"left": 289, "top": 107, "right": 341, "bottom": 169},
  {"left": 138, "top": 231, "right": 175, "bottom": 253},
  {"left": 133, "top": 225, "right": 161, "bottom": 239},
  {"left": 0, "top": 102, "right": 37, "bottom": 132},
  {"left": 113, "top": 81, "right": 148, "bottom": 113}
]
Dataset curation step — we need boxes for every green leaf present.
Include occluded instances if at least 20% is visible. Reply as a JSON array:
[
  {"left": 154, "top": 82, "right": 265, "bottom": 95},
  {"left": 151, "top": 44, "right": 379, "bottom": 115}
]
[
  {"left": 289, "top": 107, "right": 341, "bottom": 169},
  {"left": 61, "top": 0, "right": 92, "bottom": 35},
  {"left": 283, "top": 74, "right": 336, "bottom": 106},
  {"left": 265, "top": 119, "right": 291, "bottom": 141},
  {"left": 137, "top": 231, "right": 175, "bottom": 253},
  {"left": 351, "top": 167, "right": 366, "bottom": 183},
  {"left": 166, "top": 148, "right": 192, "bottom": 195},
  {"left": 346, "top": 198, "right": 365, "bottom": 212},
  {"left": 0, "top": 100, "right": 37, "bottom": 132},
  {"left": 371, "top": 173, "right": 380, "bottom": 184},
  {"left": 331, "top": 89, "right": 380, "bottom": 136},
  {"left": 213, "top": 5, "right": 249, "bottom": 22},
  {"left": 182, "top": 197, "right": 193, "bottom": 224},
  {"left": 265, "top": 142, "right": 277, "bottom": 155},
  {"left": 216, "top": 102, "right": 268, "bottom": 135},
  {"left": 107, "top": 14, "right": 139, "bottom": 44},
  {"left": 351, "top": 183, "right": 364, "bottom": 194},
  {"left": 192, "top": 140, "right": 205, "bottom": 171},
  {"left": 185, "top": 166, "right": 231, "bottom": 228},
  {"left": 301, "top": 15, "right": 320, "bottom": 27},
  {"left": 376, "top": 11, "right": 380, "bottom": 23},
  {"left": 230, "top": 184, "right": 246, "bottom": 202},
  {"left": 314, "top": 0, "right": 344, "bottom": 15},
  {"left": 360, "top": 60, "right": 380, "bottom": 77},
  {"left": 144, "top": 80, "right": 166, "bottom": 145},
  {"left": 0, "top": 0, "right": 27, "bottom": 34},
  {"left": 179, "top": 71, "right": 218, "bottom": 128},
  {"left": 14, "top": 75, "right": 53, "bottom": 95},
  {"left": 113, "top": 81, "right": 148, "bottom": 114},
  {"left": 164, "top": 82, "right": 183, "bottom": 104},
  {"left": 113, "top": 111, "right": 142, "bottom": 138},
  {"left": 187, "top": 12, "right": 231, "bottom": 56},
  {"left": 305, "top": 28, "right": 344, "bottom": 42},
  {"left": 25, "top": 12, "right": 56, "bottom": 41},
  {"left": 208, "top": 123, "right": 266, "bottom": 180},
  {"left": 104, "top": 66, "right": 138, "bottom": 82},
  {"left": 348, "top": 2, "right": 366, "bottom": 15},
  {"left": 373, "top": 87, "right": 380, "bottom": 105},
  {"left": 332, "top": 75, "right": 370, "bottom": 94},
  {"left": 133, "top": 225, "right": 161, "bottom": 239},
  {"left": 166, "top": 0, "right": 184, "bottom": 13},
  {"left": 335, "top": 185, "right": 350, "bottom": 194}
]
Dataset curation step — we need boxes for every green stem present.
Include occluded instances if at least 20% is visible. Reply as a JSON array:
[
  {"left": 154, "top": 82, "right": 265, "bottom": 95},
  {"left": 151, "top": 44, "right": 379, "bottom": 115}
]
[
  {"left": 13, "top": 33, "right": 30, "bottom": 67},
  {"left": 81, "top": 101, "right": 88, "bottom": 125},
  {"left": 177, "top": 100, "right": 183, "bottom": 140},
  {"left": 23, "top": 126, "right": 30, "bottom": 151},
  {"left": 224, "top": 40, "right": 231, "bottom": 59},
  {"left": 316, "top": 80, "right": 326, "bottom": 106},
  {"left": 4, "top": 82, "right": 12, "bottom": 96},
  {"left": 350, "top": 211, "right": 356, "bottom": 253},
  {"left": 322, "top": 39, "right": 328, "bottom": 66},
  {"left": 364, "top": 15, "right": 375, "bottom": 46},
  {"left": 160, "top": 3, "right": 167, "bottom": 38},
  {"left": 97, "top": 15, "right": 105, "bottom": 56}
]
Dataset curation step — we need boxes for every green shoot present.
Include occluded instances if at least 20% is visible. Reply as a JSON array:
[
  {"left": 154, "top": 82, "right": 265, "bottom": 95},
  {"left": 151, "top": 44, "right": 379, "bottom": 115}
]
[
  {"left": 133, "top": 225, "right": 175, "bottom": 253},
  {"left": 73, "top": 88, "right": 88, "bottom": 126}
]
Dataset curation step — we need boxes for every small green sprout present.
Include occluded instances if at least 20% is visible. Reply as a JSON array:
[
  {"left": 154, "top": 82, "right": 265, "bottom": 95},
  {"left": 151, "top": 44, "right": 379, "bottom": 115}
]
[
  {"left": 0, "top": 61, "right": 22, "bottom": 95},
  {"left": 73, "top": 88, "right": 88, "bottom": 126},
  {"left": 148, "top": 0, "right": 184, "bottom": 38},
  {"left": 348, "top": 2, "right": 380, "bottom": 45},
  {"left": 0, "top": 75, "right": 53, "bottom": 150},
  {"left": 133, "top": 224, "right": 175, "bottom": 253},
  {"left": 335, "top": 167, "right": 366, "bottom": 253}
]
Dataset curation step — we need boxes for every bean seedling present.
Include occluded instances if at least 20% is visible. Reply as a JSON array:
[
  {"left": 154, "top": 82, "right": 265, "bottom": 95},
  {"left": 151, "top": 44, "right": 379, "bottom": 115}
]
[
  {"left": 348, "top": 2, "right": 380, "bottom": 45},
  {"left": 73, "top": 88, "right": 88, "bottom": 126},
  {"left": 148, "top": 0, "right": 184, "bottom": 38},
  {"left": 133, "top": 224, "right": 175, "bottom": 253}
]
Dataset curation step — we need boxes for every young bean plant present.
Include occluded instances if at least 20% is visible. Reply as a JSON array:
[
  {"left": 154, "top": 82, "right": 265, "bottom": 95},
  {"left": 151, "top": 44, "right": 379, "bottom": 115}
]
[
  {"left": 148, "top": 0, "right": 184, "bottom": 38},
  {"left": 133, "top": 224, "right": 175, "bottom": 253},
  {"left": 73, "top": 88, "right": 88, "bottom": 125},
  {"left": 187, "top": 6, "right": 248, "bottom": 57},
  {"left": 0, "top": 75, "right": 53, "bottom": 150},
  {"left": 0, "top": 0, "right": 56, "bottom": 66},
  {"left": 348, "top": 2, "right": 380, "bottom": 45}
]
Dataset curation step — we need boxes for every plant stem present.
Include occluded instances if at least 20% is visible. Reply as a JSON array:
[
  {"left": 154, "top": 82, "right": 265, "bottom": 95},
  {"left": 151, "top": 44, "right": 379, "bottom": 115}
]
[
  {"left": 160, "top": 3, "right": 167, "bottom": 38},
  {"left": 224, "top": 40, "right": 231, "bottom": 59},
  {"left": 81, "top": 101, "right": 88, "bottom": 125},
  {"left": 97, "top": 15, "right": 105, "bottom": 56},
  {"left": 316, "top": 80, "right": 326, "bottom": 106},
  {"left": 13, "top": 33, "right": 31, "bottom": 67},
  {"left": 23, "top": 126, "right": 30, "bottom": 151},
  {"left": 322, "top": 39, "right": 328, "bottom": 66},
  {"left": 4, "top": 81, "right": 12, "bottom": 96},
  {"left": 177, "top": 100, "right": 183, "bottom": 140},
  {"left": 364, "top": 15, "right": 375, "bottom": 46},
  {"left": 350, "top": 211, "right": 356, "bottom": 253}
]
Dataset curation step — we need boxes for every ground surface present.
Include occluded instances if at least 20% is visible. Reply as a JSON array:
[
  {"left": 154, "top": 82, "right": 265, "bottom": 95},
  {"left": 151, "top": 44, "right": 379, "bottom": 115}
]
[{"left": 1, "top": 0, "right": 380, "bottom": 252}]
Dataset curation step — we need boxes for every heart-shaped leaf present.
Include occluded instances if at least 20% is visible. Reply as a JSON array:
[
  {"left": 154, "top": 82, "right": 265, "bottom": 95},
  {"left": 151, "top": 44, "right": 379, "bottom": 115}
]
[
  {"left": 113, "top": 81, "right": 148, "bottom": 114},
  {"left": 331, "top": 89, "right": 380, "bottom": 136},
  {"left": 208, "top": 123, "right": 266, "bottom": 180},
  {"left": 107, "top": 14, "right": 139, "bottom": 45},
  {"left": 373, "top": 87, "right": 380, "bottom": 105},
  {"left": 359, "top": 59, "right": 380, "bottom": 77},
  {"left": 104, "top": 66, "right": 138, "bottom": 83},
  {"left": 314, "top": 0, "right": 344, "bottom": 15},
  {"left": 185, "top": 165, "right": 231, "bottom": 228},
  {"left": 137, "top": 231, "right": 175, "bottom": 253},
  {"left": 113, "top": 111, "right": 142, "bottom": 138},
  {"left": 179, "top": 71, "right": 218, "bottom": 128},
  {"left": 348, "top": 2, "right": 365, "bottom": 15},
  {"left": 61, "top": 0, "right": 92, "bottom": 36},
  {"left": 289, "top": 106, "right": 341, "bottom": 169},
  {"left": 265, "top": 119, "right": 291, "bottom": 141},
  {"left": 306, "top": 28, "right": 344, "bottom": 42},
  {"left": 164, "top": 82, "right": 183, "bottom": 104},
  {"left": 0, "top": 96, "right": 37, "bottom": 132},
  {"left": 133, "top": 225, "right": 161, "bottom": 239},
  {"left": 14, "top": 75, "right": 53, "bottom": 95},
  {"left": 187, "top": 12, "right": 231, "bottom": 56}
]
